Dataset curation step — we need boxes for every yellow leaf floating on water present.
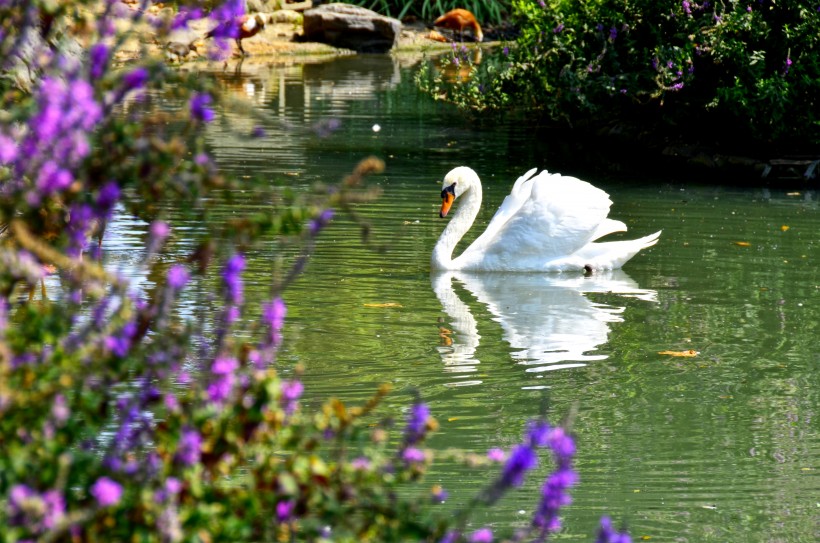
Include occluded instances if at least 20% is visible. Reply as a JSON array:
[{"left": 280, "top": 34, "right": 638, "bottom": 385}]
[
  {"left": 781, "top": 225, "right": 790, "bottom": 232},
  {"left": 733, "top": 241, "right": 751, "bottom": 247},
  {"left": 363, "top": 302, "right": 402, "bottom": 308},
  {"left": 447, "top": 417, "right": 460, "bottom": 422},
  {"left": 658, "top": 349, "right": 699, "bottom": 357}
]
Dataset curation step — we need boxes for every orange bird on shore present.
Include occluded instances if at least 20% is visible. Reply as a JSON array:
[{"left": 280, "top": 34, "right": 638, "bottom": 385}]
[
  {"left": 205, "top": 13, "right": 266, "bottom": 56},
  {"left": 433, "top": 9, "right": 483, "bottom": 42}
]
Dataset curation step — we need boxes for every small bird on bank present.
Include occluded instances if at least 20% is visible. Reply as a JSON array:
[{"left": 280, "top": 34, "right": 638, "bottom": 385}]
[
  {"left": 433, "top": 8, "right": 483, "bottom": 43},
  {"left": 157, "top": 39, "right": 198, "bottom": 62},
  {"left": 204, "top": 13, "right": 266, "bottom": 56}
]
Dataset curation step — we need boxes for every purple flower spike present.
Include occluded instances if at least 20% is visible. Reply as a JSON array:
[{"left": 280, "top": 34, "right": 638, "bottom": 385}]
[
  {"left": 222, "top": 253, "right": 245, "bottom": 305},
  {"left": 276, "top": 500, "right": 295, "bottom": 522},
  {"left": 167, "top": 264, "right": 190, "bottom": 290},
  {"left": 263, "top": 297, "right": 286, "bottom": 331},
  {"left": 190, "top": 92, "right": 215, "bottom": 123},
  {"left": 280, "top": 379, "right": 303, "bottom": 414},
  {"left": 402, "top": 446, "right": 426, "bottom": 464},
  {"left": 597, "top": 516, "right": 632, "bottom": 543},
  {"left": 90, "top": 43, "right": 109, "bottom": 79},
  {"left": 122, "top": 67, "right": 149, "bottom": 91},
  {"left": 309, "top": 208, "right": 334, "bottom": 235},
  {"left": 527, "top": 420, "right": 551, "bottom": 447},
  {"left": 501, "top": 444, "right": 537, "bottom": 487},
  {"left": 90, "top": 477, "right": 123, "bottom": 507},
  {"left": 0, "top": 132, "right": 17, "bottom": 164},
  {"left": 469, "top": 528, "right": 493, "bottom": 543},
  {"left": 175, "top": 427, "right": 202, "bottom": 466},
  {"left": 207, "top": 356, "right": 238, "bottom": 403},
  {"left": 96, "top": 181, "right": 120, "bottom": 217},
  {"left": 404, "top": 401, "right": 431, "bottom": 446}
]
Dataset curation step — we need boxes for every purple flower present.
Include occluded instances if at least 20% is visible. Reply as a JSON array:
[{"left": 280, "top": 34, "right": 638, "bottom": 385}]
[
  {"left": 263, "top": 297, "right": 286, "bottom": 331},
  {"left": 207, "top": 356, "right": 238, "bottom": 403},
  {"left": 36, "top": 160, "right": 73, "bottom": 195},
  {"left": 404, "top": 401, "right": 431, "bottom": 446},
  {"left": 280, "top": 380, "right": 303, "bottom": 414},
  {"left": 546, "top": 426, "right": 576, "bottom": 460},
  {"left": 96, "top": 181, "right": 120, "bottom": 217},
  {"left": 609, "top": 26, "right": 618, "bottom": 40},
  {"left": 500, "top": 444, "right": 537, "bottom": 487},
  {"left": 308, "top": 209, "right": 334, "bottom": 235},
  {"left": 167, "top": 265, "right": 190, "bottom": 290},
  {"left": 165, "top": 477, "right": 182, "bottom": 496},
  {"left": 553, "top": 23, "right": 565, "bottom": 34},
  {"left": 682, "top": 1, "right": 692, "bottom": 15},
  {"left": 172, "top": 7, "right": 205, "bottom": 30},
  {"left": 52, "top": 394, "right": 70, "bottom": 425},
  {"left": 175, "top": 427, "right": 202, "bottom": 466},
  {"left": 527, "top": 420, "right": 551, "bottom": 447},
  {"left": 487, "top": 448, "right": 506, "bottom": 462},
  {"left": 402, "top": 446, "right": 426, "bottom": 464},
  {"left": 222, "top": 253, "right": 245, "bottom": 305},
  {"left": 0, "top": 132, "right": 17, "bottom": 163},
  {"left": 502, "top": 46, "right": 509, "bottom": 56},
  {"left": 90, "top": 43, "right": 109, "bottom": 79},
  {"left": 276, "top": 500, "right": 295, "bottom": 522},
  {"left": 90, "top": 477, "right": 123, "bottom": 507},
  {"left": 351, "top": 457, "right": 371, "bottom": 470},
  {"left": 8, "top": 485, "right": 66, "bottom": 532},
  {"left": 469, "top": 528, "right": 493, "bottom": 543},
  {"left": 150, "top": 220, "right": 170, "bottom": 241},
  {"left": 190, "top": 92, "right": 215, "bottom": 123},
  {"left": 105, "top": 321, "right": 137, "bottom": 357},
  {"left": 597, "top": 516, "right": 632, "bottom": 543},
  {"left": 122, "top": 67, "right": 149, "bottom": 91},
  {"left": 531, "top": 467, "right": 579, "bottom": 532}
]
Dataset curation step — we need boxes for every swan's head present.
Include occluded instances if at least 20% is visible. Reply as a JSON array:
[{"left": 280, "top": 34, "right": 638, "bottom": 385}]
[{"left": 439, "top": 166, "right": 478, "bottom": 218}]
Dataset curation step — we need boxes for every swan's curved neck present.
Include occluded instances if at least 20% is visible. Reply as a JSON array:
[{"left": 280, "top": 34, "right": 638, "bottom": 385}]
[{"left": 432, "top": 182, "right": 482, "bottom": 270}]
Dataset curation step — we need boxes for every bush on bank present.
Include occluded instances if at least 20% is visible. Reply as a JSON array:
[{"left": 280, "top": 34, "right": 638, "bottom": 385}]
[{"left": 417, "top": 0, "right": 820, "bottom": 153}]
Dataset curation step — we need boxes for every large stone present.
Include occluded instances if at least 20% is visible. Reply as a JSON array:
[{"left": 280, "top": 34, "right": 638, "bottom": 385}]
[{"left": 302, "top": 3, "right": 401, "bottom": 53}]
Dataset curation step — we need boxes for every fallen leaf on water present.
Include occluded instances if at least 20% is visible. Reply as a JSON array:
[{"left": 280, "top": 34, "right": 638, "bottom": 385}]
[
  {"left": 733, "top": 241, "right": 751, "bottom": 247},
  {"left": 781, "top": 225, "right": 790, "bottom": 232},
  {"left": 658, "top": 349, "right": 699, "bottom": 357},
  {"left": 447, "top": 417, "right": 460, "bottom": 422},
  {"left": 363, "top": 302, "right": 402, "bottom": 308},
  {"left": 786, "top": 191, "right": 801, "bottom": 196},
  {"left": 641, "top": 537, "right": 652, "bottom": 541}
]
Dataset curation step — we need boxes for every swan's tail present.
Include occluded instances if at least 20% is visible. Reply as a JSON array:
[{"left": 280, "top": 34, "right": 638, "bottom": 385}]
[{"left": 577, "top": 230, "right": 662, "bottom": 270}]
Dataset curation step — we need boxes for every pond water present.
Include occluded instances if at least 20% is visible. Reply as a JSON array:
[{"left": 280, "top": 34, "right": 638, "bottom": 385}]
[{"left": 105, "top": 55, "right": 817, "bottom": 541}]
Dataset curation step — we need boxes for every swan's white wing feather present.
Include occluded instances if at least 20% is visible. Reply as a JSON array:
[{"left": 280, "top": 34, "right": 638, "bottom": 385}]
[
  {"left": 458, "top": 168, "right": 539, "bottom": 258},
  {"left": 469, "top": 173, "right": 614, "bottom": 267}
]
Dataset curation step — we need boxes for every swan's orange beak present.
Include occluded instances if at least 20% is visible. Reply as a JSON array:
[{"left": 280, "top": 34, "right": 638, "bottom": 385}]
[{"left": 440, "top": 184, "right": 456, "bottom": 218}]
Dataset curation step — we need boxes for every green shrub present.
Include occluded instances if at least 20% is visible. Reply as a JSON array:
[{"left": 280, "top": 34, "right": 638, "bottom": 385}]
[{"left": 418, "top": 0, "right": 820, "bottom": 150}]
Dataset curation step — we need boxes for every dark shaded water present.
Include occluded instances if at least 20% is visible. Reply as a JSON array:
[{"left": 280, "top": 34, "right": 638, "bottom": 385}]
[{"left": 98, "top": 55, "right": 820, "bottom": 542}]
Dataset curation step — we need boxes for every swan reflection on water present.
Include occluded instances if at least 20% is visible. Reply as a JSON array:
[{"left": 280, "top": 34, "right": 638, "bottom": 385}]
[{"left": 432, "top": 270, "right": 657, "bottom": 383}]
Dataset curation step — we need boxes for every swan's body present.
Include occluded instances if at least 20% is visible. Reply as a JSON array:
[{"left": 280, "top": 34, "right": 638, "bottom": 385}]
[{"left": 432, "top": 167, "right": 661, "bottom": 272}]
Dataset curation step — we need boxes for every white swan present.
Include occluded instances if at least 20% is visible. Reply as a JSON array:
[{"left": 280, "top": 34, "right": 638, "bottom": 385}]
[{"left": 431, "top": 167, "right": 661, "bottom": 272}]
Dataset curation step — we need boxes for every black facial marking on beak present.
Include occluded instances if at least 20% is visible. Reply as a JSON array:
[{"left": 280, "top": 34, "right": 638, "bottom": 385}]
[{"left": 441, "top": 183, "right": 456, "bottom": 199}]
